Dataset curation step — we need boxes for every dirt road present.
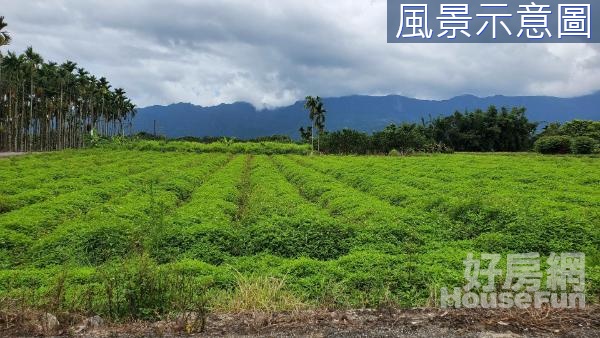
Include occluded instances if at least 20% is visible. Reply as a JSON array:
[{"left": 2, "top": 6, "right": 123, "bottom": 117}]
[
  {"left": 20, "top": 308, "right": 593, "bottom": 338},
  {"left": 0, "top": 152, "right": 25, "bottom": 158}
]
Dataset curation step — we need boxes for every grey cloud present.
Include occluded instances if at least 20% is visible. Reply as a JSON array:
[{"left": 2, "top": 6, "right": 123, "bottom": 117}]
[{"left": 2, "top": 0, "right": 599, "bottom": 108}]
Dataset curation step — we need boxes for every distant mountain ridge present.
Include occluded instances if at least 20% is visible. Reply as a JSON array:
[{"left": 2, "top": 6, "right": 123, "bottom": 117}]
[{"left": 133, "top": 92, "right": 600, "bottom": 139}]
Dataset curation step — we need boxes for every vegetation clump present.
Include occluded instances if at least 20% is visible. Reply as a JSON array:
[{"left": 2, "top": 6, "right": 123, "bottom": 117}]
[
  {"left": 572, "top": 136, "right": 598, "bottom": 154},
  {"left": 302, "top": 106, "right": 539, "bottom": 155},
  {"left": 0, "top": 150, "right": 597, "bottom": 321},
  {"left": 534, "top": 135, "right": 573, "bottom": 154},
  {"left": 534, "top": 120, "right": 600, "bottom": 155}
]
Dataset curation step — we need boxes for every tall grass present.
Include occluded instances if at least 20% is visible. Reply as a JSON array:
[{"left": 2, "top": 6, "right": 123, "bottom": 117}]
[{"left": 216, "top": 273, "right": 307, "bottom": 314}]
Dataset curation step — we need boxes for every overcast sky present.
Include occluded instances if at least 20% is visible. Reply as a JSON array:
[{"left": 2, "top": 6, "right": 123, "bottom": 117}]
[{"left": 3, "top": 0, "right": 600, "bottom": 108}]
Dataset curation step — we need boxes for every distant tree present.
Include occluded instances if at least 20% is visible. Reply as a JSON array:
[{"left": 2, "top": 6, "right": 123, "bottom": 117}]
[
  {"left": 299, "top": 126, "right": 312, "bottom": 143},
  {"left": 0, "top": 17, "right": 10, "bottom": 46},
  {"left": 321, "top": 129, "right": 370, "bottom": 154},
  {"left": 431, "top": 106, "right": 537, "bottom": 152},
  {"left": 537, "top": 120, "right": 600, "bottom": 142},
  {"left": 534, "top": 135, "right": 572, "bottom": 154},
  {"left": 314, "top": 100, "right": 326, "bottom": 152},
  {"left": 560, "top": 120, "right": 600, "bottom": 141},
  {"left": 24, "top": 47, "right": 43, "bottom": 150},
  {"left": 304, "top": 96, "right": 317, "bottom": 151},
  {"left": 535, "top": 120, "right": 600, "bottom": 155},
  {"left": 250, "top": 135, "right": 293, "bottom": 143},
  {"left": 372, "top": 123, "right": 430, "bottom": 153},
  {"left": 0, "top": 17, "right": 9, "bottom": 141},
  {"left": 538, "top": 122, "right": 562, "bottom": 138},
  {"left": 304, "top": 96, "right": 327, "bottom": 152}
]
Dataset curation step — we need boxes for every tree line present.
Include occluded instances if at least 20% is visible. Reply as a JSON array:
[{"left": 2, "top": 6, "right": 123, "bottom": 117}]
[
  {"left": 130, "top": 99, "right": 596, "bottom": 155},
  {"left": 534, "top": 120, "right": 600, "bottom": 154},
  {"left": 301, "top": 104, "right": 544, "bottom": 154},
  {"left": 0, "top": 17, "right": 136, "bottom": 152}
]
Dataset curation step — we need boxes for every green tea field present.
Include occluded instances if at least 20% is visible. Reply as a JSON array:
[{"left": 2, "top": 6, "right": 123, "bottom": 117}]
[{"left": 0, "top": 149, "right": 599, "bottom": 319}]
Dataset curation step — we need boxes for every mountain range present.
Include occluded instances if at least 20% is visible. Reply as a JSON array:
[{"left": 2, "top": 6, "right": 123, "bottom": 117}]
[{"left": 133, "top": 92, "right": 600, "bottom": 139}]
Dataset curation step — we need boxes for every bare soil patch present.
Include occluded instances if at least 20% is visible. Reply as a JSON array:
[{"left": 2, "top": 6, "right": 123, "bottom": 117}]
[
  {"left": 3, "top": 307, "right": 598, "bottom": 337},
  {"left": 0, "top": 152, "right": 25, "bottom": 158}
]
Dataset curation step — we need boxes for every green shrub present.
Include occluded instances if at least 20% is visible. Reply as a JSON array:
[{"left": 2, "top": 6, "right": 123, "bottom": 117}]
[
  {"left": 243, "top": 219, "right": 354, "bottom": 260},
  {"left": 0, "top": 196, "right": 15, "bottom": 213},
  {"left": 571, "top": 136, "right": 598, "bottom": 154},
  {"left": 388, "top": 149, "right": 401, "bottom": 156},
  {"left": 534, "top": 136, "right": 572, "bottom": 154},
  {"left": 183, "top": 224, "right": 242, "bottom": 264},
  {"left": 78, "top": 222, "right": 134, "bottom": 265},
  {"left": 447, "top": 200, "right": 517, "bottom": 240},
  {"left": 30, "top": 221, "right": 134, "bottom": 267},
  {"left": 423, "top": 142, "right": 454, "bottom": 154},
  {"left": 0, "top": 229, "right": 32, "bottom": 268},
  {"left": 97, "top": 255, "right": 168, "bottom": 320}
]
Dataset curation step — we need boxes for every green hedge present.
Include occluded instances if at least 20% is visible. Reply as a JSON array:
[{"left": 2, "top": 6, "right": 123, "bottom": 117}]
[
  {"left": 534, "top": 135, "right": 599, "bottom": 155},
  {"left": 572, "top": 136, "right": 598, "bottom": 154},
  {"left": 114, "top": 140, "right": 311, "bottom": 155},
  {"left": 534, "top": 136, "right": 572, "bottom": 154}
]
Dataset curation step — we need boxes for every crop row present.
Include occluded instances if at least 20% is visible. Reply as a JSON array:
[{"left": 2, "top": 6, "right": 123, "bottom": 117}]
[
  {"left": 21, "top": 153, "right": 231, "bottom": 268},
  {"left": 0, "top": 152, "right": 597, "bottom": 312},
  {"left": 239, "top": 156, "right": 354, "bottom": 260},
  {"left": 269, "top": 156, "right": 429, "bottom": 254},
  {"left": 292, "top": 155, "right": 599, "bottom": 255},
  {"left": 153, "top": 155, "right": 247, "bottom": 264},
  {"left": 0, "top": 150, "right": 125, "bottom": 186},
  {"left": 152, "top": 155, "right": 355, "bottom": 264},
  {"left": 119, "top": 140, "right": 311, "bottom": 155},
  {"left": 0, "top": 153, "right": 166, "bottom": 237},
  {"left": 297, "top": 154, "right": 600, "bottom": 211},
  {"left": 0, "top": 151, "right": 168, "bottom": 214},
  {"left": 0, "top": 153, "right": 231, "bottom": 268}
]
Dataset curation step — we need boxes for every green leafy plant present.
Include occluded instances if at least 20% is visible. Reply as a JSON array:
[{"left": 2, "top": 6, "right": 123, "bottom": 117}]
[
  {"left": 0, "top": 150, "right": 598, "bottom": 318},
  {"left": 534, "top": 135, "right": 572, "bottom": 154},
  {"left": 572, "top": 136, "right": 598, "bottom": 154}
]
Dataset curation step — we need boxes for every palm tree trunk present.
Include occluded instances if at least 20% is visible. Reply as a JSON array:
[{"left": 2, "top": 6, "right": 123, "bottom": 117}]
[
  {"left": 311, "top": 120, "right": 315, "bottom": 152},
  {"left": 28, "top": 72, "right": 33, "bottom": 151},
  {"left": 21, "top": 80, "right": 25, "bottom": 151},
  {"left": 317, "top": 131, "right": 320, "bottom": 153},
  {"left": 8, "top": 85, "right": 12, "bottom": 151}
]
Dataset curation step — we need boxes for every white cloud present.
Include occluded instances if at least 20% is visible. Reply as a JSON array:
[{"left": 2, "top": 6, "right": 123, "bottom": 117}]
[{"left": 2, "top": 0, "right": 599, "bottom": 107}]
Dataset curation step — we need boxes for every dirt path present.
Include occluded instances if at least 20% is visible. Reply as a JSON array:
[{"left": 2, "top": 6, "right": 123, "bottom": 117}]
[
  {"left": 15, "top": 308, "right": 593, "bottom": 338},
  {"left": 195, "top": 308, "right": 599, "bottom": 338},
  {"left": 0, "top": 152, "right": 25, "bottom": 158}
]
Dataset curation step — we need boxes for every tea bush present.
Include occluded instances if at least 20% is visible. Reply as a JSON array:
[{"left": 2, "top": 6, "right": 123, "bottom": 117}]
[{"left": 0, "top": 149, "right": 598, "bottom": 319}]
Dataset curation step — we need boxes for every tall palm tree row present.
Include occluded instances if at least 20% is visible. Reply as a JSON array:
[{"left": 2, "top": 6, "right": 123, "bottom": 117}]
[
  {"left": 0, "top": 16, "right": 11, "bottom": 150},
  {"left": 0, "top": 19, "right": 136, "bottom": 152}
]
